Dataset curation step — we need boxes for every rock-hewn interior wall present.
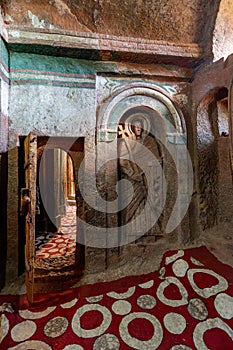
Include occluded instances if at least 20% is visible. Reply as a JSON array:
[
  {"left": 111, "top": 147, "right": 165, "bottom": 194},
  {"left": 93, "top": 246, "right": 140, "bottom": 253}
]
[
  {"left": 9, "top": 52, "right": 97, "bottom": 147},
  {"left": 6, "top": 148, "right": 18, "bottom": 283},
  {"left": 197, "top": 98, "right": 219, "bottom": 230},
  {"left": 2, "top": 0, "right": 220, "bottom": 45},
  {"left": 96, "top": 75, "right": 192, "bottom": 264},
  {"left": 4, "top": 45, "right": 233, "bottom": 286},
  {"left": 0, "top": 37, "right": 9, "bottom": 153},
  {"left": 213, "top": 0, "right": 233, "bottom": 61},
  {"left": 218, "top": 136, "right": 233, "bottom": 222},
  {"left": 6, "top": 50, "right": 193, "bottom": 278},
  {"left": 192, "top": 55, "right": 233, "bottom": 233}
]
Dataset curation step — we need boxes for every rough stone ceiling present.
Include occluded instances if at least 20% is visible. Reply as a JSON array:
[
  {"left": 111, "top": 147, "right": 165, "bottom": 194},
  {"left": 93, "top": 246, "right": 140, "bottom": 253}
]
[
  {"left": 2, "top": 0, "right": 221, "bottom": 45},
  {"left": 213, "top": 0, "right": 233, "bottom": 61}
]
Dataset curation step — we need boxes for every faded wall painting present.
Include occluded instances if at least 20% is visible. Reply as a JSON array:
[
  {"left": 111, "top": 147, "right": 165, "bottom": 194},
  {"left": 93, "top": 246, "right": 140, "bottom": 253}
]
[{"left": 118, "top": 109, "right": 164, "bottom": 243}]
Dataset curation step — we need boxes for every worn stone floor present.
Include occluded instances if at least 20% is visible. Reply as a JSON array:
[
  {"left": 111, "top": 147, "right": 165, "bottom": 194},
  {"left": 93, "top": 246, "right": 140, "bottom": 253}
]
[
  {"left": 75, "top": 222, "right": 233, "bottom": 288},
  {"left": 1, "top": 221, "right": 233, "bottom": 296}
]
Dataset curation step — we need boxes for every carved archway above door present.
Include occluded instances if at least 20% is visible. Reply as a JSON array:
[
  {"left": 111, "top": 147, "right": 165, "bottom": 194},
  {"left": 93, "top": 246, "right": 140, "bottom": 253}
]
[{"left": 97, "top": 83, "right": 186, "bottom": 143}]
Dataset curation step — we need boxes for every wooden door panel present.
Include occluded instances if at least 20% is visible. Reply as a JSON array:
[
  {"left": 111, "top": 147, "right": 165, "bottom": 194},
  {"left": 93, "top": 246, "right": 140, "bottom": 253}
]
[
  {"left": 24, "top": 136, "right": 85, "bottom": 302},
  {"left": 24, "top": 133, "right": 37, "bottom": 303}
]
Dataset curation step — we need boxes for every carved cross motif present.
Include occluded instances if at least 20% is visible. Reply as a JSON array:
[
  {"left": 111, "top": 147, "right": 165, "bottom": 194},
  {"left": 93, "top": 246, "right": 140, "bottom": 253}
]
[{"left": 118, "top": 124, "right": 131, "bottom": 139}]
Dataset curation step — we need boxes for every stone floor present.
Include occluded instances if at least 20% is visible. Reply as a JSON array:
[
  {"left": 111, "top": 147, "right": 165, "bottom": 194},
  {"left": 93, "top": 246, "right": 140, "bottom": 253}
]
[
  {"left": 1, "top": 221, "right": 233, "bottom": 295},
  {"left": 74, "top": 221, "right": 233, "bottom": 288}
]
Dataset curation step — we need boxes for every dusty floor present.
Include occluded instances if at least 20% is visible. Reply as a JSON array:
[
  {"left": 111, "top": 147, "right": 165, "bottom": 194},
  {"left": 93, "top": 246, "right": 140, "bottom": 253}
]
[{"left": 1, "top": 221, "right": 233, "bottom": 296}]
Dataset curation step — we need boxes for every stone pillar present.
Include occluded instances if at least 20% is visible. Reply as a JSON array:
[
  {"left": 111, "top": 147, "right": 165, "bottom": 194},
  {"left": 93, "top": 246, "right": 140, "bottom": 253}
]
[{"left": 6, "top": 147, "right": 19, "bottom": 284}]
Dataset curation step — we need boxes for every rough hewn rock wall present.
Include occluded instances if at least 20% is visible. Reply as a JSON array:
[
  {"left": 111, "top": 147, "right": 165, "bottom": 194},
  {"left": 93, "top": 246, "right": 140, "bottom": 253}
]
[
  {"left": 192, "top": 56, "right": 233, "bottom": 233},
  {"left": 197, "top": 98, "right": 219, "bottom": 230},
  {"left": 6, "top": 49, "right": 193, "bottom": 277},
  {"left": 2, "top": 0, "right": 220, "bottom": 45},
  {"left": 8, "top": 52, "right": 97, "bottom": 148},
  {"left": 6, "top": 148, "right": 19, "bottom": 283},
  {"left": 0, "top": 37, "right": 9, "bottom": 153},
  {"left": 213, "top": 0, "right": 233, "bottom": 61}
]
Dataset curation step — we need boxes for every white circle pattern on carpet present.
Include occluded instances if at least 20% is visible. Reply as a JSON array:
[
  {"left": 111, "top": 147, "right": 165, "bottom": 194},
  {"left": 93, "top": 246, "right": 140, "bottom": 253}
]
[
  {"left": 35, "top": 206, "right": 76, "bottom": 258},
  {"left": 1, "top": 249, "right": 233, "bottom": 349}
]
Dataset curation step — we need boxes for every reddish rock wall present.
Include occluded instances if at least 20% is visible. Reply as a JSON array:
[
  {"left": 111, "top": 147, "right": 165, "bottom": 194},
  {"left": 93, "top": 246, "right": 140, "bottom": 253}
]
[{"left": 2, "top": 0, "right": 220, "bottom": 46}]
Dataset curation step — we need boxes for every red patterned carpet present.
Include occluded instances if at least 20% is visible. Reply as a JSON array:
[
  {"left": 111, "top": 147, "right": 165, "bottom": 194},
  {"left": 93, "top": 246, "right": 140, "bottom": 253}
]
[
  {"left": 35, "top": 206, "right": 76, "bottom": 258},
  {"left": 1, "top": 246, "right": 233, "bottom": 349}
]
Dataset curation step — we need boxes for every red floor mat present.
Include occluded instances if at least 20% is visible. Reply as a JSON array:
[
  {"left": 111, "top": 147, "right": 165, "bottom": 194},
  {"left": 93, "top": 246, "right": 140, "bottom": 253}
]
[
  {"left": 35, "top": 206, "right": 76, "bottom": 258},
  {"left": 1, "top": 246, "right": 233, "bottom": 349}
]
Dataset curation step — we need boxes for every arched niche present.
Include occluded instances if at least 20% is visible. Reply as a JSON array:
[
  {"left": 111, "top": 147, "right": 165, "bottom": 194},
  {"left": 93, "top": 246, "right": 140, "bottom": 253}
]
[
  {"left": 97, "top": 83, "right": 185, "bottom": 142},
  {"left": 196, "top": 86, "right": 231, "bottom": 230},
  {"left": 96, "top": 83, "right": 192, "bottom": 243}
]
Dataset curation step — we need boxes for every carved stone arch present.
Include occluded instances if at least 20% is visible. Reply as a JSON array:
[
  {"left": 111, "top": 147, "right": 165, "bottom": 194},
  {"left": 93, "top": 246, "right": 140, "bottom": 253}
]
[
  {"left": 96, "top": 83, "right": 192, "bottom": 250},
  {"left": 97, "top": 83, "right": 186, "bottom": 142}
]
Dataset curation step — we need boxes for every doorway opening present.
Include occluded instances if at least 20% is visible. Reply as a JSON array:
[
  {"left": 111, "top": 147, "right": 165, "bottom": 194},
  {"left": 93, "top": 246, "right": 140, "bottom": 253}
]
[
  {"left": 35, "top": 149, "right": 77, "bottom": 259},
  {"left": 18, "top": 135, "right": 85, "bottom": 300},
  {"left": 197, "top": 86, "right": 231, "bottom": 229}
]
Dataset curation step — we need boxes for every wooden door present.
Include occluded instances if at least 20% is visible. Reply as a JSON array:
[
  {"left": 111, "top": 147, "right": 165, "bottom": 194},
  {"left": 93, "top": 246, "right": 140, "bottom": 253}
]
[
  {"left": 0, "top": 153, "right": 7, "bottom": 290},
  {"left": 24, "top": 133, "right": 37, "bottom": 303},
  {"left": 23, "top": 136, "right": 85, "bottom": 303}
]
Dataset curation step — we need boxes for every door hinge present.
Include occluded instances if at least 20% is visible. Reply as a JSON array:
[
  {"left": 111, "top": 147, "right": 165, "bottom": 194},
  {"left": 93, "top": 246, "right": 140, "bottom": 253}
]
[
  {"left": 20, "top": 188, "right": 31, "bottom": 216},
  {"left": 25, "top": 261, "right": 32, "bottom": 272}
]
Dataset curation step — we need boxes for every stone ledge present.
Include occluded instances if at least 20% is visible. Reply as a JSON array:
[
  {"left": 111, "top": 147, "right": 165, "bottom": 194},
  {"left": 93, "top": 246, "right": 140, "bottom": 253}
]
[{"left": 3, "top": 26, "right": 203, "bottom": 65}]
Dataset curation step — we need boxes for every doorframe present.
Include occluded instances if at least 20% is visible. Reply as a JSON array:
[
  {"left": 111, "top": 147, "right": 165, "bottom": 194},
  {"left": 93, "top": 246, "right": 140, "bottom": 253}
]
[
  {"left": 0, "top": 153, "right": 8, "bottom": 290},
  {"left": 20, "top": 135, "right": 85, "bottom": 302}
]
